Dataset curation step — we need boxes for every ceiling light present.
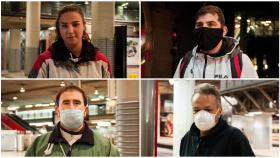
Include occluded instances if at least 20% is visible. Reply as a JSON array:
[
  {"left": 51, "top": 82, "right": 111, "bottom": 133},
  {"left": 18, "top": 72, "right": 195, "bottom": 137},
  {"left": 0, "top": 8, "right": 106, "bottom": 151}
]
[
  {"left": 20, "top": 87, "right": 25, "bottom": 93},
  {"left": 49, "top": 102, "right": 55, "bottom": 106},
  {"left": 25, "top": 105, "right": 33, "bottom": 108},
  {"left": 13, "top": 96, "right": 18, "bottom": 100},
  {"left": 8, "top": 106, "right": 19, "bottom": 111},
  {"left": 60, "top": 81, "right": 65, "bottom": 87},
  {"left": 91, "top": 98, "right": 101, "bottom": 102},
  {"left": 94, "top": 90, "right": 99, "bottom": 95}
]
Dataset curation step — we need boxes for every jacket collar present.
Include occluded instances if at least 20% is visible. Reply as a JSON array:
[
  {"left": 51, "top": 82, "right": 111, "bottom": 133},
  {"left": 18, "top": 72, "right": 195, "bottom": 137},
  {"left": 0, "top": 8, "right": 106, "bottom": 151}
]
[
  {"left": 50, "top": 39, "right": 96, "bottom": 63},
  {"left": 189, "top": 117, "right": 228, "bottom": 138},
  {"left": 48, "top": 122, "right": 94, "bottom": 145}
]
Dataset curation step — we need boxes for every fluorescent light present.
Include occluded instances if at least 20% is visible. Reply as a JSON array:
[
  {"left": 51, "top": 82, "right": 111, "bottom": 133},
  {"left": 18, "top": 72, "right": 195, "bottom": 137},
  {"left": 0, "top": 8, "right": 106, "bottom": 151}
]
[
  {"left": 35, "top": 104, "right": 42, "bottom": 107},
  {"left": 25, "top": 105, "right": 33, "bottom": 108},
  {"left": 245, "top": 111, "right": 263, "bottom": 117},
  {"left": 91, "top": 98, "right": 101, "bottom": 102},
  {"left": 97, "top": 121, "right": 111, "bottom": 127},
  {"left": 8, "top": 106, "right": 19, "bottom": 111},
  {"left": 48, "top": 27, "right": 56, "bottom": 31},
  {"left": 49, "top": 102, "right": 55, "bottom": 106},
  {"left": 99, "top": 95, "right": 105, "bottom": 100}
]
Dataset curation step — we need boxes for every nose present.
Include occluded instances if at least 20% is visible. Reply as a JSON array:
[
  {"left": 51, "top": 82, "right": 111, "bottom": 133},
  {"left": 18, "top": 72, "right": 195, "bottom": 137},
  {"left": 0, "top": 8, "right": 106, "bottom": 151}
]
[
  {"left": 67, "top": 25, "right": 74, "bottom": 33},
  {"left": 68, "top": 102, "right": 76, "bottom": 109}
]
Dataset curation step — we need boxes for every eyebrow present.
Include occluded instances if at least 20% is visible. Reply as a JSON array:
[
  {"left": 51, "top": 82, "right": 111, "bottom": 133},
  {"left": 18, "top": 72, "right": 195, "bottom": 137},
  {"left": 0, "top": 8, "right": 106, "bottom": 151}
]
[
  {"left": 60, "top": 21, "right": 81, "bottom": 24},
  {"left": 193, "top": 105, "right": 212, "bottom": 110}
]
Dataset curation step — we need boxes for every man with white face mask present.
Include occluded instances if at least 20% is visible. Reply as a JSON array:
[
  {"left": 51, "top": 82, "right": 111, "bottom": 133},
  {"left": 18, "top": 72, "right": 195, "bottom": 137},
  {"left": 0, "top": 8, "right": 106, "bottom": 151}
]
[
  {"left": 26, "top": 85, "right": 119, "bottom": 156},
  {"left": 180, "top": 83, "right": 255, "bottom": 156}
]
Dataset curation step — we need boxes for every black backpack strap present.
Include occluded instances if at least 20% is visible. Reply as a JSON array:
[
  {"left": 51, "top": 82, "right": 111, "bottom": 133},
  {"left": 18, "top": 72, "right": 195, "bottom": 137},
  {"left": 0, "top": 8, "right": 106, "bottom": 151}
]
[
  {"left": 179, "top": 51, "right": 193, "bottom": 78},
  {"left": 230, "top": 48, "right": 243, "bottom": 78}
]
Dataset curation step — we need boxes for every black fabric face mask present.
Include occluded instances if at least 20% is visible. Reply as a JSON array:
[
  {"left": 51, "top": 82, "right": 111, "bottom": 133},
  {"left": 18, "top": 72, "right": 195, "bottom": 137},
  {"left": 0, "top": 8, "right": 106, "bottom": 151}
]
[{"left": 193, "top": 27, "right": 223, "bottom": 51}]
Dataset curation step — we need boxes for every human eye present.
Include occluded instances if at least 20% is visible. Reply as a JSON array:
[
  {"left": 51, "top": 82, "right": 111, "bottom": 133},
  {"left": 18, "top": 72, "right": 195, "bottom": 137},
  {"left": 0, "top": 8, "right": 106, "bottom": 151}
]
[
  {"left": 61, "top": 24, "right": 67, "bottom": 28},
  {"left": 73, "top": 100, "right": 81, "bottom": 105},
  {"left": 62, "top": 100, "right": 70, "bottom": 105},
  {"left": 72, "top": 22, "right": 80, "bottom": 27}
]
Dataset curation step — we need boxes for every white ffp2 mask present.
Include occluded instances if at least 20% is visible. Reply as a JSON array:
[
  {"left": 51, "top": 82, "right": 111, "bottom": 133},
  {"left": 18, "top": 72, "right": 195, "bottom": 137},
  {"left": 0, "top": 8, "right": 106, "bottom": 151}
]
[{"left": 194, "top": 110, "right": 217, "bottom": 131}]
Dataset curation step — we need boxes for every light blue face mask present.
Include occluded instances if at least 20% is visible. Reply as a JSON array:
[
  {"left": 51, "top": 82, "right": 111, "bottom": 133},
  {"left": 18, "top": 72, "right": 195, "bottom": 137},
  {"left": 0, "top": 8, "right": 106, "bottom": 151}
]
[{"left": 60, "top": 109, "right": 84, "bottom": 130}]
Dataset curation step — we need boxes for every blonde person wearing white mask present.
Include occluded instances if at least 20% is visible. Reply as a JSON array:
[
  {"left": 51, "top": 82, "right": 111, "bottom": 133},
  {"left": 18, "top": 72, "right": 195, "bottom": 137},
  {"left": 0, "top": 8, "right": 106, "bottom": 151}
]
[{"left": 179, "top": 83, "right": 255, "bottom": 156}]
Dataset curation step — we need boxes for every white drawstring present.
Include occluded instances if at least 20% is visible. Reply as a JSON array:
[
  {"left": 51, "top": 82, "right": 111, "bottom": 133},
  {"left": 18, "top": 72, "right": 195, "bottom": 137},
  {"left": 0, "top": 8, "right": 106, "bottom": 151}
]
[{"left": 44, "top": 143, "right": 54, "bottom": 156}]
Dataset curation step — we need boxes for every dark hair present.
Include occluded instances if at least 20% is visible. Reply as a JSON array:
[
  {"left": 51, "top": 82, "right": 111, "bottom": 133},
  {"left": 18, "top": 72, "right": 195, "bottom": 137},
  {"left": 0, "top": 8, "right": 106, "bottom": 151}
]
[
  {"left": 195, "top": 5, "right": 225, "bottom": 26},
  {"left": 55, "top": 4, "right": 90, "bottom": 42},
  {"left": 192, "top": 83, "right": 221, "bottom": 107},
  {"left": 55, "top": 85, "right": 88, "bottom": 106}
]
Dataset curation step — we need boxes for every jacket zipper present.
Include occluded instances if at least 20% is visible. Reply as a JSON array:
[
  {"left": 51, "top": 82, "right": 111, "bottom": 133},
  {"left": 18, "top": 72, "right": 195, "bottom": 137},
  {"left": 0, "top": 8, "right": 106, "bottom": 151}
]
[{"left": 203, "top": 55, "right": 207, "bottom": 78}]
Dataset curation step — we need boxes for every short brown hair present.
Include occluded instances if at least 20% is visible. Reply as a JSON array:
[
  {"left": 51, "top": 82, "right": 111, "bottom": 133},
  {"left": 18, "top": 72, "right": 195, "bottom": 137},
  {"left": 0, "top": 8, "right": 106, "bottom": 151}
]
[
  {"left": 195, "top": 5, "right": 225, "bottom": 26},
  {"left": 55, "top": 4, "right": 90, "bottom": 42},
  {"left": 55, "top": 85, "right": 88, "bottom": 106},
  {"left": 192, "top": 83, "right": 221, "bottom": 107}
]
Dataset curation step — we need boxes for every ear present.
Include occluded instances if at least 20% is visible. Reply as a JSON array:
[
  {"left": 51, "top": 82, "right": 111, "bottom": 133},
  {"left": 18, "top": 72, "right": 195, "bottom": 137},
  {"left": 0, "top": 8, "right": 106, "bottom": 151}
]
[
  {"left": 55, "top": 106, "right": 60, "bottom": 117},
  {"left": 222, "top": 26, "right": 228, "bottom": 37},
  {"left": 84, "top": 105, "right": 89, "bottom": 116}
]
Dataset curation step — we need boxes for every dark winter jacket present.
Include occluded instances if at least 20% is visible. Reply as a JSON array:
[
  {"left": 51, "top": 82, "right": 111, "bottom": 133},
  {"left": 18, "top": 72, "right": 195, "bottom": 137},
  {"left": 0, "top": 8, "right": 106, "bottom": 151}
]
[{"left": 180, "top": 117, "right": 255, "bottom": 156}]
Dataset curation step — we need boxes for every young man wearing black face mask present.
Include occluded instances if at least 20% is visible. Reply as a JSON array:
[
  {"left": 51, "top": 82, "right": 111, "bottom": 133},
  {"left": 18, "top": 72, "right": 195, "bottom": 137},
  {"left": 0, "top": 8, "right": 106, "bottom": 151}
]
[{"left": 173, "top": 5, "right": 258, "bottom": 78}]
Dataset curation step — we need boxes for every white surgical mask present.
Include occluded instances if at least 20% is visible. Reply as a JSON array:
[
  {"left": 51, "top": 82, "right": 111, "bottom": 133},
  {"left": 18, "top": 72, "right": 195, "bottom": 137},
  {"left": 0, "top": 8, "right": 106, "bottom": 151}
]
[
  {"left": 194, "top": 110, "right": 218, "bottom": 131},
  {"left": 60, "top": 109, "right": 85, "bottom": 130}
]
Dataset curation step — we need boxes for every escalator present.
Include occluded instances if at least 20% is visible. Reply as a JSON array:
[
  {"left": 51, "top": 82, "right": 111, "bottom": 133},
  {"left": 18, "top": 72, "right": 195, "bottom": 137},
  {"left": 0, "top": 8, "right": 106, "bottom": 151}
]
[
  {"left": 6, "top": 113, "right": 40, "bottom": 134},
  {"left": 1, "top": 113, "right": 40, "bottom": 134},
  {"left": 1, "top": 113, "right": 26, "bottom": 132}
]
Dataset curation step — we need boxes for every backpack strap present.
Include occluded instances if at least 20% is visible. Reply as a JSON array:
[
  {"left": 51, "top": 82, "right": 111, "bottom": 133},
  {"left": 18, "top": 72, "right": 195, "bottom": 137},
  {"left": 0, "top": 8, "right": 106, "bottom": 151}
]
[
  {"left": 179, "top": 51, "right": 193, "bottom": 78},
  {"left": 230, "top": 48, "right": 243, "bottom": 78}
]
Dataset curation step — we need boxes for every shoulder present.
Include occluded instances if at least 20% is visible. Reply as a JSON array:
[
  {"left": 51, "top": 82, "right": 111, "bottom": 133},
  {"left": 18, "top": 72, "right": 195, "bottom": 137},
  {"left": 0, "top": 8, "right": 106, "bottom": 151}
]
[
  {"left": 225, "top": 125, "right": 247, "bottom": 142},
  {"left": 26, "top": 132, "right": 51, "bottom": 156},
  {"left": 34, "top": 49, "right": 53, "bottom": 67},
  {"left": 32, "top": 132, "right": 51, "bottom": 146},
  {"left": 95, "top": 50, "right": 109, "bottom": 63},
  {"left": 38, "top": 48, "right": 53, "bottom": 61},
  {"left": 93, "top": 131, "right": 110, "bottom": 145}
]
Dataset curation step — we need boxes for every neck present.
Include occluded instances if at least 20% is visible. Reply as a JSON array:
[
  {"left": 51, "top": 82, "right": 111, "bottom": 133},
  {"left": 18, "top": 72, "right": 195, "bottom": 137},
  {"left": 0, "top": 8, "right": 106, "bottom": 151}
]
[
  {"left": 60, "top": 122, "right": 84, "bottom": 133},
  {"left": 200, "top": 130, "right": 208, "bottom": 137},
  {"left": 65, "top": 41, "right": 83, "bottom": 58},
  {"left": 203, "top": 40, "right": 223, "bottom": 55}
]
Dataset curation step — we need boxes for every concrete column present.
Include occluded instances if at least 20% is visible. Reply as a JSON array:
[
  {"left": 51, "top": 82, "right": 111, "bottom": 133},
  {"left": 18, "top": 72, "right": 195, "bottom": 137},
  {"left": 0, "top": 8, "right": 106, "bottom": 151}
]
[
  {"left": 141, "top": 80, "right": 156, "bottom": 156},
  {"left": 107, "top": 80, "right": 117, "bottom": 99},
  {"left": 2, "top": 31, "right": 9, "bottom": 73},
  {"left": 253, "top": 114, "right": 272, "bottom": 149},
  {"left": 8, "top": 29, "right": 21, "bottom": 72},
  {"left": 45, "top": 31, "right": 49, "bottom": 51},
  {"left": 91, "top": 2, "right": 115, "bottom": 42},
  {"left": 173, "top": 80, "right": 195, "bottom": 156},
  {"left": 25, "top": 2, "right": 41, "bottom": 75},
  {"left": 116, "top": 80, "right": 139, "bottom": 156}
]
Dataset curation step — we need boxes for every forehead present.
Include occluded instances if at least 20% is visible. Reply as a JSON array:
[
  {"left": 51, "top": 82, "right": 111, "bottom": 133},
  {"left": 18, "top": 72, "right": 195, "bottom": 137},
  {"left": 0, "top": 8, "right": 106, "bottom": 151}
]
[
  {"left": 192, "top": 93, "right": 218, "bottom": 108},
  {"left": 59, "top": 11, "right": 83, "bottom": 22},
  {"left": 59, "top": 90, "right": 83, "bottom": 100},
  {"left": 196, "top": 13, "right": 220, "bottom": 23}
]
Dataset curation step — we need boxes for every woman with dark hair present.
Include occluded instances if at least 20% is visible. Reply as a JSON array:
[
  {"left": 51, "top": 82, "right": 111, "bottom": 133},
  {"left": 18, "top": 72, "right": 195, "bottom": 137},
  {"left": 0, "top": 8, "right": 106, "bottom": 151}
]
[{"left": 29, "top": 4, "right": 111, "bottom": 78}]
